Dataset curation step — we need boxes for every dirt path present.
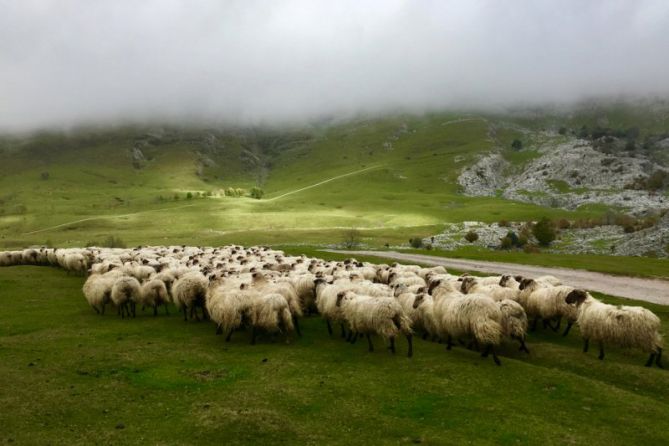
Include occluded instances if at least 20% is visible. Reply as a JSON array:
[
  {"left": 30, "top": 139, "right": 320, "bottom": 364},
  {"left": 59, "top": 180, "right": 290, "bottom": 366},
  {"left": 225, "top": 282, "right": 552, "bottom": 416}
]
[
  {"left": 265, "top": 165, "right": 383, "bottom": 201},
  {"left": 328, "top": 250, "right": 669, "bottom": 305}
]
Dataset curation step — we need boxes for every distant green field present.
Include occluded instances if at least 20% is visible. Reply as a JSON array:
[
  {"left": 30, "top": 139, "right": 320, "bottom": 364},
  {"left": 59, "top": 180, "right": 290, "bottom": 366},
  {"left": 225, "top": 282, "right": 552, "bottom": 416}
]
[{"left": 1, "top": 263, "right": 668, "bottom": 445}]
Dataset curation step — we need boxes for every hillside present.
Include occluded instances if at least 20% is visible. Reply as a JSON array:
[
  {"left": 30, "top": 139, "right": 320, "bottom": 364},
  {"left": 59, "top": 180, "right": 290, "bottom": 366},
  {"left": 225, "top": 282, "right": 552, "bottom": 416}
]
[{"left": 1, "top": 101, "right": 668, "bottom": 252}]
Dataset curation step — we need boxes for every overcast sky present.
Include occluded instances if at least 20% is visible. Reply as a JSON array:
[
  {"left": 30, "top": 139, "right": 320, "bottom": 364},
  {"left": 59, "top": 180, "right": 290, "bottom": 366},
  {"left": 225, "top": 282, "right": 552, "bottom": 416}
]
[{"left": 1, "top": 0, "right": 668, "bottom": 131}]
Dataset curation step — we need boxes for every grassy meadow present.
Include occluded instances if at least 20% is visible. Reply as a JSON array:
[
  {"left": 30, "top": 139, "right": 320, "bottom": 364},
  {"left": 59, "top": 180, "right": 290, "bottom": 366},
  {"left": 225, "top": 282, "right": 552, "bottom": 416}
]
[{"left": 1, "top": 260, "right": 668, "bottom": 445}]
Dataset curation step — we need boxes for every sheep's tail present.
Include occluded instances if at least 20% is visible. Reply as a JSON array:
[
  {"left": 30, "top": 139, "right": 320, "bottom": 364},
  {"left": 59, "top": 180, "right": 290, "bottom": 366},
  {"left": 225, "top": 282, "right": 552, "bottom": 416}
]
[
  {"left": 472, "top": 315, "right": 503, "bottom": 346},
  {"left": 280, "top": 307, "right": 295, "bottom": 334},
  {"left": 393, "top": 312, "right": 413, "bottom": 336}
]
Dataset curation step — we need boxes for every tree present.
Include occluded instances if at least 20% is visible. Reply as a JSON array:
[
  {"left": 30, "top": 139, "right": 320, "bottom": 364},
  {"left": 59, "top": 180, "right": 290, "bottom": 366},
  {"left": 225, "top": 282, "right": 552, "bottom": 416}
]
[
  {"left": 342, "top": 229, "right": 362, "bottom": 249},
  {"left": 511, "top": 139, "right": 523, "bottom": 151},
  {"left": 409, "top": 238, "right": 424, "bottom": 248},
  {"left": 533, "top": 217, "right": 556, "bottom": 247}
]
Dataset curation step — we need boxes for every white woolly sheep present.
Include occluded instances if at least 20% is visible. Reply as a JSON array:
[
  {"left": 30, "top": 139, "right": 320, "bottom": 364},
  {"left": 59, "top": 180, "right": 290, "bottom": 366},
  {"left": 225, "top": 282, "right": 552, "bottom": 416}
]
[
  {"left": 110, "top": 275, "right": 142, "bottom": 318},
  {"left": 248, "top": 292, "right": 295, "bottom": 344},
  {"left": 566, "top": 290, "right": 664, "bottom": 367},
  {"left": 172, "top": 271, "right": 209, "bottom": 321},
  {"left": 336, "top": 291, "right": 413, "bottom": 357}
]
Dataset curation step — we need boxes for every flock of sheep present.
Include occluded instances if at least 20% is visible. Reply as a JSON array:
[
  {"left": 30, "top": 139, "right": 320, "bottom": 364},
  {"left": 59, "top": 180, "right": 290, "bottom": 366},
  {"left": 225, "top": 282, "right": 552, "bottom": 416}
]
[{"left": 0, "top": 245, "right": 664, "bottom": 367}]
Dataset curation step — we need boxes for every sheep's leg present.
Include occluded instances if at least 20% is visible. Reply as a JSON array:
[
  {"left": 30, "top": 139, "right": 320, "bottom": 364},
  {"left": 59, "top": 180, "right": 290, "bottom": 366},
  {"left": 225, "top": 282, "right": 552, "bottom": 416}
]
[
  {"left": 164, "top": 304, "right": 169, "bottom": 315},
  {"left": 645, "top": 353, "right": 657, "bottom": 367},
  {"left": 183, "top": 306, "right": 188, "bottom": 322},
  {"left": 406, "top": 334, "right": 413, "bottom": 358},
  {"left": 446, "top": 335, "right": 454, "bottom": 351},
  {"left": 153, "top": 304, "right": 158, "bottom": 317},
  {"left": 490, "top": 346, "right": 501, "bottom": 366},
  {"left": 655, "top": 348, "right": 663, "bottom": 368},
  {"left": 551, "top": 317, "right": 561, "bottom": 332},
  {"left": 421, "top": 332, "right": 428, "bottom": 341},
  {"left": 251, "top": 327, "right": 257, "bottom": 345},
  {"left": 101, "top": 303, "right": 105, "bottom": 315},
  {"left": 514, "top": 336, "right": 530, "bottom": 354},
  {"left": 215, "top": 324, "right": 223, "bottom": 335},
  {"left": 326, "top": 320, "right": 333, "bottom": 336},
  {"left": 431, "top": 335, "right": 439, "bottom": 343},
  {"left": 562, "top": 322, "right": 573, "bottom": 337},
  {"left": 340, "top": 323, "right": 346, "bottom": 338},
  {"left": 132, "top": 302, "right": 136, "bottom": 318},
  {"left": 225, "top": 330, "right": 233, "bottom": 342},
  {"left": 583, "top": 338, "right": 589, "bottom": 353},
  {"left": 598, "top": 342, "right": 605, "bottom": 360},
  {"left": 531, "top": 317, "right": 539, "bottom": 331},
  {"left": 542, "top": 319, "right": 549, "bottom": 330},
  {"left": 293, "top": 316, "right": 302, "bottom": 337},
  {"left": 389, "top": 337, "right": 396, "bottom": 354},
  {"left": 366, "top": 334, "right": 374, "bottom": 352},
  {"left": 350, "top": 333, "right": 358, "bottom": 344},
  {"left": 92, "top": 305, "right": 100, "bottom": 315}
]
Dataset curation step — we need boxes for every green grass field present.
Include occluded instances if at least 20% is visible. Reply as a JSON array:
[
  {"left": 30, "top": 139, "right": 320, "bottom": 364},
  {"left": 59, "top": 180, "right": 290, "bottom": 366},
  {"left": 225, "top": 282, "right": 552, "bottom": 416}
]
[{"left": 2, "top": 262, "right": 668, "bottom": 445}]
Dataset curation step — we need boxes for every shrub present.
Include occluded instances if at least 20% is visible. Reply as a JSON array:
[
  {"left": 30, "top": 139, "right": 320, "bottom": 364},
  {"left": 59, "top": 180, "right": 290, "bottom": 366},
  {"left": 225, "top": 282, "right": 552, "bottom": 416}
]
[
  {"left": 173, "top": 193, "right": 180, "bottom": 201},
  {"left": 498, "top": 219, "right": 510, "bottom": 227},
  {"left": 425, "top": 244, "right": 433, "bottom": 251},
  {"left": 533, "top": 217, "right": 556, "bottom": 247},
  {"left": 558, "top": 127, "right": 567, "bottom": 135},
  {"left": 500, "top": 236, "right": 513, "bottom": 250},
  {"left": 250, "top": 187, "right": 264, "bottom": 199},
  {"left": 511, "top": 139, "right": 523, "bottom": 151},
  {"left": 104, "top": 235, "right": 126, "bottom": 248},
  {"left": 40, "top": 171, "right": 50, "bottom": 180},
  {"left": 409, "top": 238, "right": 424, "bottom": 249},
  {"left": 464, "top": 231, "right": 479, "bottom": 243},
  {"left": 186, "top": 192, "right": 193, "bottom": 200}
]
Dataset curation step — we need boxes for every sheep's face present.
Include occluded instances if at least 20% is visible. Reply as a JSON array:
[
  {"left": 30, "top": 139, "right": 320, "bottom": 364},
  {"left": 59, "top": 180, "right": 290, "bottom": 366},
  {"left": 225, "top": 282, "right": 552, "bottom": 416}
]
[
  {"left": 460, "top": 277, "right": 475, "bottom": 294},
  {"left": 565, "top": 289, "right": 588, "bottom": 306},
  {"left": 413, "top": 293, "right": 427, "bottom": 309},
  {"left": 518, "top": 278, "right": 535, "bottom": 291},
  {"left": 499, "top": 275, "right": 511, "bottom": 287},
  {"left": 428, "top": 280, "right": 442, "bottom": 295},
  {"left": 335, "top": 291, "right": 347, "bottom": 307}
]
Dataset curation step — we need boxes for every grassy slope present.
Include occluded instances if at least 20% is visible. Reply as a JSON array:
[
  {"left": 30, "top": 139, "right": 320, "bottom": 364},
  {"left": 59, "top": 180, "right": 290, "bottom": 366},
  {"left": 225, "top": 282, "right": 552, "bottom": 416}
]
[
  {"left": 0, "top": 113, "right": 609, "bottom": 251},
  {"left": 1, "top": 264, "right": 668, "bottom": 445}
]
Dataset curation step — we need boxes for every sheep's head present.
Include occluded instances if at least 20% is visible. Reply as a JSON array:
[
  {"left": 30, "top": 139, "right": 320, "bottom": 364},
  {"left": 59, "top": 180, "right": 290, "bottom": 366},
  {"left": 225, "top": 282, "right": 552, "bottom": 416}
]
[
  {"left": 412, "top": 293, "right": 427, "bottom": 309},
  {"left": 514, "top": 275, "right": 524, "bottom": 282},
  {"left": 565, "top": 289, "right": 588, "bottom": 306},
  {"left": 428, "top": 280, "right": 442, "bottom": 295},
  {"left": 518, "top": 278, "right": 535, "bottom": 291},
  {"left": 460, "top": 277, "right": 477, "bottom": 294},
  {"left": 499, "top": 274, "right": 512, "bottom": 287},
  {"left": 388, "top": 272, "right": 397, "bottom": 282},
  {"left": 335, "top": 291, "right": 347, "bottom": 307}
]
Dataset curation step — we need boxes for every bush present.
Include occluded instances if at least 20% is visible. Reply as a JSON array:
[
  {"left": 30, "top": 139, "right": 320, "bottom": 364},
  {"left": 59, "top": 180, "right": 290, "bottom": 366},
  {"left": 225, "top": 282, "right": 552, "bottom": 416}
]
[
  {"left": 104, "top": 235, "right": 126, "bottom": 248},
  {"left": 464, "top": 231, "right": 479, "bottom": 243},
  {"left": 409, "top": 238, "right": 424, "bottom": 249},
  {"left": 498, "top": 219, "right": 510, "bottom": 227},
  {"left": 558, "top": 127, "right": 567, "bottom": 135},
  {"left": 532, "top": 217, "right": 556, "bottom": 247},
  {"left": 186, "top": 192, "right": 193, "bottom": 200},
  {"left": 511, "top": 139, "right": 523, "bottom": 151},
  {"left": 250, "top": 187, "right": 264, "bottom": 199},
  {"left": 40, "top": 171, "right": 50, "bottom": 180},
  {"left": 500, "top": 236, "right": 513, "bottom": 250}
]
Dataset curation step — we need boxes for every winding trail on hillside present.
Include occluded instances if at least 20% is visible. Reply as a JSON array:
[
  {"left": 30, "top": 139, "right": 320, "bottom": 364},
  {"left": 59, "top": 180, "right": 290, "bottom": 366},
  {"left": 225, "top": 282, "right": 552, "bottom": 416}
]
[
  {"left": 327, "top": 250, "right": 669, "bottom": 305},
  {"left": 22, "top": 204, "right": 197, "bottom": 235},
  {"left": 265, "top": 165, "right": 383, "bottom": 201}
]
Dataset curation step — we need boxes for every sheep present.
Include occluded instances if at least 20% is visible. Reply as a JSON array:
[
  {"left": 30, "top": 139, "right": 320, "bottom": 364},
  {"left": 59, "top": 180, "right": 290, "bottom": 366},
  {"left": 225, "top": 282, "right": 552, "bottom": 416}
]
[
  {"left": 315, "top": 279, "right": 349, "bottom": 337},
  {"left": 428, "top": 280, "right": 504, "bottom": 365},
  {"left": 461, "top": 277, "right": 519, "bottom": 302},
  {"left": 252, "top": 272, "right": 303, "bottom": 336},
  {"left": 498, "top": 299, "right": 530, "bottom": 353},
  {"left": 518, "top": 278, "right": 580, "bottom": 335},
  {"left": 82, "top": 271, "right": 121, "bottom": 314},
  {"left": 566, "top": 290, "right": 663, "bottom": 367},
  {"left": 139, "top": 278, "right": 171, "bottom": 316},
  {"left": 110, "top": 276, "right": 142, "bottom": 318},
  {"left": 336, "top": 291, "right": 413, "bottom": 357},
  {"left": 172, "top": 271, "right": 209, "bottom": 321},
  {"left": 248, "top": 292, "right": 294, "bottom": 344},
  {"left": 206, "top": 281, "right": 254, "bottom": 341},
  {"left": 64, "top": 252, "right": 88, "bottom": 275}
]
